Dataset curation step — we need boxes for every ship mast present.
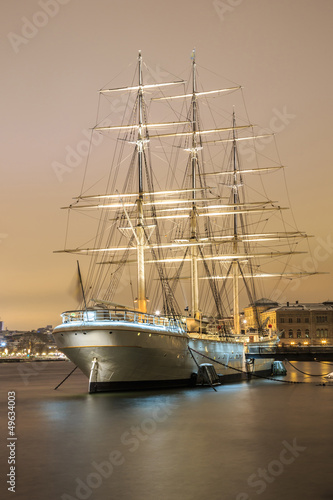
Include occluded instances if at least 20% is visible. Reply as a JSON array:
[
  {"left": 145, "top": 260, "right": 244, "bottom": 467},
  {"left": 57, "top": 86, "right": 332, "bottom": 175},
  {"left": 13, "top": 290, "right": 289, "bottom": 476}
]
[
  {"left": 136, "top": 51, "right": 147, "bottom": 313},
  {"left": 232, "top": 110, "right": 240, "bottom": 335},
  {"left": 57, "top": 53, "right": 321, "bottom": 320},
  {"left": 190, "top": 50, "right": 200, "bottom": 321}
]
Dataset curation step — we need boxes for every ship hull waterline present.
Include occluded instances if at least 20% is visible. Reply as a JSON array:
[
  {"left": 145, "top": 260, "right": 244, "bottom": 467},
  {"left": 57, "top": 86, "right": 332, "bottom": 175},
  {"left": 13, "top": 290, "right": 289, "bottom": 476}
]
[{"left": 53, "top": 320, "right": 275, "bottom": 392}]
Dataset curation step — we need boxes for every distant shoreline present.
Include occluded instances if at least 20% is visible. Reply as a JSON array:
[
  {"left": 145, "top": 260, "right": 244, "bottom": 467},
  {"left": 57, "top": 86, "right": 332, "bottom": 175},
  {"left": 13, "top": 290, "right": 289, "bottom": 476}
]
[{"left": 0, "top": 358, "right": 68, "bottom": 363}]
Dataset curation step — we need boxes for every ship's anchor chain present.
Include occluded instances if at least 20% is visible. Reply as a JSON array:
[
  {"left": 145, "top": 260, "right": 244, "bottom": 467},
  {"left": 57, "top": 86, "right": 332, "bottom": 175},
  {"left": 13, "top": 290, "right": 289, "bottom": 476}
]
[
  {"left": 188, "top": 347, "right": 305, "bottom": 385},
  {"left": 54, "top": 366, "right": 78, "bottom": 390}
]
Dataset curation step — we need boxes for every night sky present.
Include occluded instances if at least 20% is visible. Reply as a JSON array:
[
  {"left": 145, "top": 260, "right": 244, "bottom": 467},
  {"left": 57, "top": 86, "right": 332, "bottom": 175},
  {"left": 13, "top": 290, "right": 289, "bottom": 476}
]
[{"left": 1, "top": 0, "right": 333, "bottom": 330}]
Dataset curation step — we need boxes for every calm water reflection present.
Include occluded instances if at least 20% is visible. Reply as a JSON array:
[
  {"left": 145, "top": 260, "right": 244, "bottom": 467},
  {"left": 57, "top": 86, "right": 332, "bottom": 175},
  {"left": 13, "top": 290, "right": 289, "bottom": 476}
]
[{"left": 0, "top": 361, "right": 332, "bottom": 500}]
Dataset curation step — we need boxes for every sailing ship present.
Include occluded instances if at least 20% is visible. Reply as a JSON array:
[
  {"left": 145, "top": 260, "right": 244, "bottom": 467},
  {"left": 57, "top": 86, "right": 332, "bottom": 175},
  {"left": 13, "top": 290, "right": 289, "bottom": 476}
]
[{"left": 53, "top": 51, "right": 313, "bottom": 392}]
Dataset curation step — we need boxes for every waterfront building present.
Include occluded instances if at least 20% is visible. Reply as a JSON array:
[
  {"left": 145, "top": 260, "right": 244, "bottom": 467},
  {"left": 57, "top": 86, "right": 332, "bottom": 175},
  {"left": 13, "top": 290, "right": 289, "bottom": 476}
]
[
  {"left": 244, "top": 299, "right": 333, "bottom": 346},
  {"left": 243, "top": 298, "right": 280, "bottom": 330}
]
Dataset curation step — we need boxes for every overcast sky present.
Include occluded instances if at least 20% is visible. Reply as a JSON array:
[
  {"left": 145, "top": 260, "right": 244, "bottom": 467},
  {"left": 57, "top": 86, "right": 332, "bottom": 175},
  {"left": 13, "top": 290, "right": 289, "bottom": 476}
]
[{"left": 1, "top": 0, "right": 333, "bottom": 330}]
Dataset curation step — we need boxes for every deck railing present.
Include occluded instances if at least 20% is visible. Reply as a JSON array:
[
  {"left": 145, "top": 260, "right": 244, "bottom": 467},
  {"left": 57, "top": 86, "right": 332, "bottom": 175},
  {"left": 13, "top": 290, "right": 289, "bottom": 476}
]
[{"left": 61, "top": 309, "right": 186, "bottom": 333}]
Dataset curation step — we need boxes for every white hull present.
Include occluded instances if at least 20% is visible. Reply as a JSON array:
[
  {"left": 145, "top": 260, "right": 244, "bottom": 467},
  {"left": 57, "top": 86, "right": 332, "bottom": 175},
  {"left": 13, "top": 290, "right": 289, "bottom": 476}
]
[{"left": 53, "top": 317, "right": 274, "bottom": 392}]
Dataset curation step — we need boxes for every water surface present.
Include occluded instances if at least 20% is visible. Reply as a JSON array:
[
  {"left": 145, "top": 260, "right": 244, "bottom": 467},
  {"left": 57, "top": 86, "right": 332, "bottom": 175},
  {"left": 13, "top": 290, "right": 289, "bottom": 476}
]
[{"left": 0, "top": 360, "right": 332, "bottom": 500}]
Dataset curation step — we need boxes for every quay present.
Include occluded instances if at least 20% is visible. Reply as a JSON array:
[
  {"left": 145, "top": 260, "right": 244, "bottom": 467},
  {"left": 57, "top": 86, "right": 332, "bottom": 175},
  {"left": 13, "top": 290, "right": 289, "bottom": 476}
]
[{"left": 246, "top": 345, "right": 333, "bottom": 361}]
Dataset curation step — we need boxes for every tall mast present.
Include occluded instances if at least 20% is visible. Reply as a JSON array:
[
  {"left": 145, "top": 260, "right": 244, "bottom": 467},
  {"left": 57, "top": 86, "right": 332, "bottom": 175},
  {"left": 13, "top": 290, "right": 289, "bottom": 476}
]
[
  {"left": 190, "top": 50, "right": 200, "bottom": 320},
  {"left": 136, "top": 51, "right": 147, "bottom": 313},
  {"left": 232, "top": 110, "right": 240, "bottom": 334}
]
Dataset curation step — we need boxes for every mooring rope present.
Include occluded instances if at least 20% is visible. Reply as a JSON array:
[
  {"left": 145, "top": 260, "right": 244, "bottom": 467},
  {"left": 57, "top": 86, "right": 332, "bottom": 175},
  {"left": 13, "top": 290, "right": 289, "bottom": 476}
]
[
  {"left": 285, "top": 359, "right": 333, "bottom": 378},
  {"left": 188, "top": 347, "right": 305, "bottom": 384},
  {"left": 188, "top": 347, "right": 217, "bottom": 392}
]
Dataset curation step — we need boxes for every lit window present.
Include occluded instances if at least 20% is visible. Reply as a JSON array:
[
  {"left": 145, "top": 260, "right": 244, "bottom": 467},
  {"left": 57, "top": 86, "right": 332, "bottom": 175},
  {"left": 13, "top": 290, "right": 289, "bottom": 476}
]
[
  {"left": 305, "top": 329, "right": 310, "bottom": 338},
  {"left": 289, "top": 329, "right": 293, "bottom": 338},
  {"left": 297, "top": 330, "right": 301, "bottom": 338}
]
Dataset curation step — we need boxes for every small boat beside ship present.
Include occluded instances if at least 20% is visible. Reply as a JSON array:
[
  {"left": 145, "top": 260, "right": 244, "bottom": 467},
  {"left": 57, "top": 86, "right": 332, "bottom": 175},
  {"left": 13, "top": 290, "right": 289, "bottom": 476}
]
[{"left": 53, "top": 51, "right": 314, "bottom": 392}]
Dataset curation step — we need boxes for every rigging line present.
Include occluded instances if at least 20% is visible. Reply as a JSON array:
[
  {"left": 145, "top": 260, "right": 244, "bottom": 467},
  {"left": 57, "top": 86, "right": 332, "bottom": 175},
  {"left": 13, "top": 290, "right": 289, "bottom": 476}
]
[
  {"left": 144, "top": 226, "right": 179, "bottom": 317},
  {"left": 202, "top": 112, "right": 230, "bottom": 172},
  {"left": 100, "top": 60, "right": 135, "bottom": 91},
  {"left": 142, "top": 146, "right": 180, "bottom": 317},
  {"left": 143, "top": 59, "right": 186, "bottom": 87},
  {"left": 231, "top": 170, "right": 274, "bottom": 203},
  {"left": 237, "top": 92, "right": 275, "bottom": 208},
  {"left": 85, "top": 165, "right": 122, "bottom": 290},
  {"left": 227, "top": 139, "right": 261, "bottom": 319},
  {"left": 87, "top": 216, "right": 122, "bottom": 299},
  {"left": 237, "top": 99, "right": 271, "bottom": 154},
  {"left": 79, "top": 92, "right": 103, "bottom": 197},
  {"left": 76, "top": 260, "right": 87, "bottom": 310},
  {"left": 144, "top": 68, "right": 187, "bottom": 127},
  {"left": 238, "top": 261, "right": 262, "bottom": 329},
  {"left": 285, "top": 359, "right": 333, "bottom": 377},
  {"left": 241, "top": 212, "right": 268, "bottom": 302},
  {"left": 98, "top": 64, "right": 138, "bottom": 125},
  {"left": 170, "top": 98, "right": 192, "bottom": 187},
  {"left": 84, "top": 62, "right": 140, "bottom": 296},
  {"left": 273, "top": 132, "right": 285, "bottom": 172},
  {"left": 235, "top": 141, "right": 274, "bottom": 231},
  {"left": 240, "top": 87, "right": 252, "bottom": 129},
  {"left": 179, "top": 278, "right": 188, "bottom": 310},
  {"left": 88, "top": 138, "right": 136, "bottom": 293},
  {"left": 274, "top": 213, "right": 298, "bottom": 293},
  {"left": 103, "top": 244, "right": 133, "bottom": 303},
  {"left": 217, "top": 262, "right": 233, "bottom": 317},
  {"left": 143, "top": 206, "right": 181, "bottom": 318},
  {"left": 197, "top": 246, "right": 226, "bottom": 330},
  {"left": 97, "top": 222, "right": 132, "bottom": 297},
  {"left": 243, "top": 144, "right": 283, "bottom": 168},
  {"left": 64, "top": 207, "right": 71, "bottom": 250},
  {"left": 104, "top": 86, "right": 137, "bottom": 194},
  {"left": 171, "top": 247, "right": 189, "bottom": 296},
  {"left": 195, "top": 62, "right": 242, "bottom": 89},
  {"left": 280, "top": 157, "right": 302, "bottom": 235}
]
